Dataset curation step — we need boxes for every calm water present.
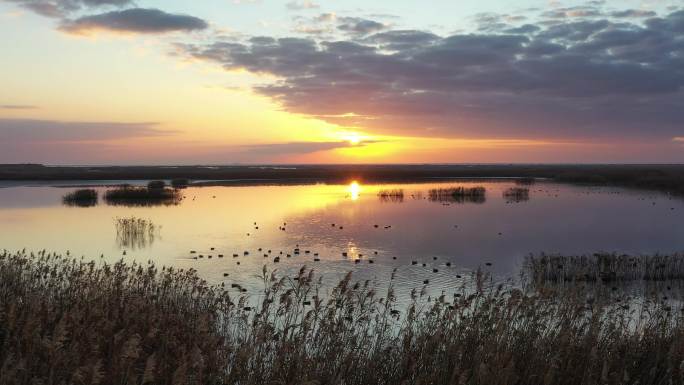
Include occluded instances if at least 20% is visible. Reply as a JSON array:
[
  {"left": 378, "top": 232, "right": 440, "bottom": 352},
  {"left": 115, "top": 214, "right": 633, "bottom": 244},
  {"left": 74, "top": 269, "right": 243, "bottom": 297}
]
[{"left": 1, "top": 180, "right": 683, "bottom": 297}]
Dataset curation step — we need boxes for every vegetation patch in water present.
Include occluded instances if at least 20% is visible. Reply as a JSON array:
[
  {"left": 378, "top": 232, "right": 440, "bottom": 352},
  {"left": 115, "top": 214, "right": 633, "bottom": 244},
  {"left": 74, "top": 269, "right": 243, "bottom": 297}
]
[
  {"left": 3, "top": 250, "right": 684, "bottom": 385},
  {"left": 524, "top": 253, "right": 684, "bottom": 284},
  {"left": 62, "top": 188, "right": 98, "bottom": 207},
  {"left": 115, "top": 217, "right": 158, "bottom": 249},
  {"left": 377, "top": 189, "right": 404, "bottom": 202},
  {"left": 503, "top": 187, "right": 530, "bottom": 202},
  {"left": 171, "top": 178, "right": 190, "bottom": 189},
  {"left": 104, "top": 185, "right": 181, "bottom": 206},
  {"left": 147, "top": 180, "right": 167, "bottom": 190},
  {"left": 428, "top": 186, "right": 486, "bottom": 203}
]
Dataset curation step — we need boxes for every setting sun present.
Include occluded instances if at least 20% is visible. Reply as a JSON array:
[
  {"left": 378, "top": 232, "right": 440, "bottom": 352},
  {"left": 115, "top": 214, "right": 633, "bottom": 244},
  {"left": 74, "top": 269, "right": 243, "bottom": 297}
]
[{"left": 344, "top": 133, "right": 362, "bottom": 145}]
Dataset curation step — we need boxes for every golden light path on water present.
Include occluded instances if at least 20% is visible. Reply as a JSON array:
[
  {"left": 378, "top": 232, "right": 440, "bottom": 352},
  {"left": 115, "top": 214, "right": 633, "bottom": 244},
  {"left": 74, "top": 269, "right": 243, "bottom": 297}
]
[{"left": 348, "top": 181, "right": 361, "bottom": 201}]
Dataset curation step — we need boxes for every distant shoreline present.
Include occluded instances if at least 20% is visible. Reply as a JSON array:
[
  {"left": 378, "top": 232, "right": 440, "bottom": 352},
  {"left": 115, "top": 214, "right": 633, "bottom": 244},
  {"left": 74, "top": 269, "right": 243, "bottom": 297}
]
[
  {"left": 1, "top": 164, "right": 683, "bottom": 195},
  {"left": 21, "top": 177, "right": 545, "bottom": 189}
]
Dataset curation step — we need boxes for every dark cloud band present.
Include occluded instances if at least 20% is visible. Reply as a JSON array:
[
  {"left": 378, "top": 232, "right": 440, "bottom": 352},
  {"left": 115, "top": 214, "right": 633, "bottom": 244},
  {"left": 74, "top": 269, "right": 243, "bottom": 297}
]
[
  {"left": 4, "top": 0, "right": 133, "bottom": 18},
  {"left": 59, "top": 8, "right": 209, "bottom": 34},
  {"left": 0, "top": 118, "right": 173, "bottom": 142},
  {"left": 179, "top": 8, "right": 684, "bottom": 141},
  {"left": 3, "top": 0, "right": 208, "bottom": 36},
  {"left": 0, "top": 105, "right": 38, "bottom": 110},
  {"left": 243, "top": 140, "right": 384, "bottom": 155}
]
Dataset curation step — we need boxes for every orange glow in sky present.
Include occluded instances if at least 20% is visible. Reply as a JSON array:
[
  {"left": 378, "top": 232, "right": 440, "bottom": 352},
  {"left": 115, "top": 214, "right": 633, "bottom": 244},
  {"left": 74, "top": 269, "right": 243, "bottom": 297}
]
[{"left": 1, "top": 0, "right": 683, "bottom": 164}]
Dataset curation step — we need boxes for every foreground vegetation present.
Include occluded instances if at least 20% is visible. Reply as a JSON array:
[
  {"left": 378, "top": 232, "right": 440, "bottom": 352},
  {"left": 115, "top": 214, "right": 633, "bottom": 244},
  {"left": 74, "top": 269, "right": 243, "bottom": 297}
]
[
  {"left": 0, "top": 251, "right": 227, "bottom": 385},
  {"left": 3, "top": 250, "right": 684, "bottom": 385}
]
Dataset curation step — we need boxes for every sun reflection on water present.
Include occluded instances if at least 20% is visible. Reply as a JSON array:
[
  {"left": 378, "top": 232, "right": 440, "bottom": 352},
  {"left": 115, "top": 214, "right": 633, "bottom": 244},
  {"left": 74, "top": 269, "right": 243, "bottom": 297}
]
[{"left": 348, "top": 181, "right": 361, "bottom": 201}]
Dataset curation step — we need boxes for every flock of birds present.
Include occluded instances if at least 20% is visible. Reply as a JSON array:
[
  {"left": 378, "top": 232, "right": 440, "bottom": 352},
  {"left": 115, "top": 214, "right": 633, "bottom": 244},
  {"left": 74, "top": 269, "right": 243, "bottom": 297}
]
[
  {"left": 179, "top": 184, "right": 678, "bottom": 263},
  {"left": 180, "top": 215, "right": 502, "bottom": 290},
  {"left": 115, "top": 185, "right": 682, "bottom": 294}
]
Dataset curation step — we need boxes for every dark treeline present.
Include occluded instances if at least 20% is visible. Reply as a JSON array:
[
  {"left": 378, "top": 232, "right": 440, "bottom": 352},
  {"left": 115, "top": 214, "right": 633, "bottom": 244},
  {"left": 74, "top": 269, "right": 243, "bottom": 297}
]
[{"left": 2, "top": 164, "right": 684, "bottom": 195}]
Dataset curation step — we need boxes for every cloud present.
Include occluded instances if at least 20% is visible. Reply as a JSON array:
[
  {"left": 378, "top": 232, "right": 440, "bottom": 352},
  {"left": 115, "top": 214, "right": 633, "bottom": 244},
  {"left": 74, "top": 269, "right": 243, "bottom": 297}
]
[
  {"left": 337, "top": 17, "right": 387, "bottom": 36},
  {"left": 243, "top": 140, "right": 382, "bottom": 155},
  {"left": 542, "top": 6, "right": 603, "bottom": 19},
  {"left": 290, "top": 13, "right": 388, "bottom": 37},
  {"left": 313, "top": 12, "right": 335, "bottom": 23},
  {"left": 504, "top": 24, "right": 541, "bottom": 34},
  {"left": 4, "top": 0, "right": 208, "bottom": 37},
  {"left": 364, "top": 30, "right": 440, "bottom": 50},
  {"left": 674, "top": 137, "right": 684, "bottom": 143},
  {"left": 0, "top": 118, "right": 174, "bottom": 142},
  {"left": 1, "top": 104, "right": 38, "bottom": 109},
  {"left": 4, "top": 0, "right": 132, "bottom": 18},
  {"left": 178, "top": 7, "right": 684, "bottom": 142},
  {"left": 285, "top": 1, "right": 319, "bottom": 11},
  {"left": 59, "top": 8, "right": 208, "bottom": 35},
  {"left": 611, "top": 9, "right": 657, "bottom": 18}
]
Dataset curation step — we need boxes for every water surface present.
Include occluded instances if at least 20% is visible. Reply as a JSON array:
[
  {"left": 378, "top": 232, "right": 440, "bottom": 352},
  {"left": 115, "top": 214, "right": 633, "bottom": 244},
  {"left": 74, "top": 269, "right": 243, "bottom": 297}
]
[{"left": 1, "top": 180, "right": 682, "bottom": 297}]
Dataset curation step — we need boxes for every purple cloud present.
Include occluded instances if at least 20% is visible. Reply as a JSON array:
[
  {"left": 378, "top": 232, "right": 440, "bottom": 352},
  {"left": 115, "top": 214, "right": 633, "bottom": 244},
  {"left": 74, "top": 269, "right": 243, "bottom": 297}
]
[
  {"left": 178, "top": 8, "right": 684, "bottom": 142},
  {"left": 4, "top": 0, "right": 132, "bottom": 18},
  {"left": 59, "top": 8, "right": 208, "bottom": 35}
]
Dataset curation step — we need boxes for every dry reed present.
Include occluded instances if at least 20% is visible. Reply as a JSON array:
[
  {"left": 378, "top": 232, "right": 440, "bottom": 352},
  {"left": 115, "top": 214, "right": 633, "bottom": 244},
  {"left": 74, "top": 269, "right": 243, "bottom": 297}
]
[
  {"left": 115, "top": 217, "right": 158, "bottom": 249},
  {"left": 2, "top": 250, "right": 684, "bottom": 385},
  {"left": 524, "top": 253, "right": 684, "bottom": 284}
]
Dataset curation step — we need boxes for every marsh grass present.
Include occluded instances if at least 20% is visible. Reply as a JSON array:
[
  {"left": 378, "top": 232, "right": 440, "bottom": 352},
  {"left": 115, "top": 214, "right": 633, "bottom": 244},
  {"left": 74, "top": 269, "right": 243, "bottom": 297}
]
[
  {"left": 428, "top": 186, "right": 486, "bottom": 203},
  {"left": 524, "top": 253, "right": 684, "bottom": 284},
  {"left": 115, "top": 217, "right": 158, "bottom": 249},
  {"left": 0, "top": 250, "right": 229, "bottom": 385},
  {"left": 104, "top": 186, "right": 181, "bottom": 207},
  {"left": 62, "top": 189, "right": 98, "bottom": 207},
  {"left": 3, "top": 250, "right": 684, "bottom": 384},
  {"left": 503, "top": 187, "right": 530, "bottom": 202},
  {"left": 377, "top": 189, "right": 404, "bottom": 203}
]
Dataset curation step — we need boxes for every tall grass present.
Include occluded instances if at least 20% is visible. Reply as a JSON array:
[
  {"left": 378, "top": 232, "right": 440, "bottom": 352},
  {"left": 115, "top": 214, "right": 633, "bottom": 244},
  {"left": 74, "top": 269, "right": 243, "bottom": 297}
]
[
  {"left": 377, "top": 189, "right": 404, "bottom": 202},
  {"left": 115, "top": 217, "right": 158, "bottom": 249},
  {"left": 3, "top": 250, "right": 684, "bottom": 384},
  {"left": 104, "top": 186, "right": 181, "bottom": 206},
  {"left": 62, "top": 189, "right": 98, "bottom": 207},
  {"left": 0, "top": 250, "right": 229, "bottom": 385},
  {"left": 428, "top": 186, "right": 486, "bottom": 203}
]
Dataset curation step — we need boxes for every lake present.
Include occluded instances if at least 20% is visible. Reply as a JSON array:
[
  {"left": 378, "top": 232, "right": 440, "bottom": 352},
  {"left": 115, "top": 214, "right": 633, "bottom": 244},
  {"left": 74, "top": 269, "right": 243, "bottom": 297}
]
[{"left": 1, "top": 179, "right": 683, "bottom": 298}]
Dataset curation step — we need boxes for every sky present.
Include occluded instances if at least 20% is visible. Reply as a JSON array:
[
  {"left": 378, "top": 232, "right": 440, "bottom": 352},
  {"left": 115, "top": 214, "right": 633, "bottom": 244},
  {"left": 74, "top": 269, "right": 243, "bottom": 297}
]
[{"left": 0, "top": 0, "right": 683, "bottom": 164}]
